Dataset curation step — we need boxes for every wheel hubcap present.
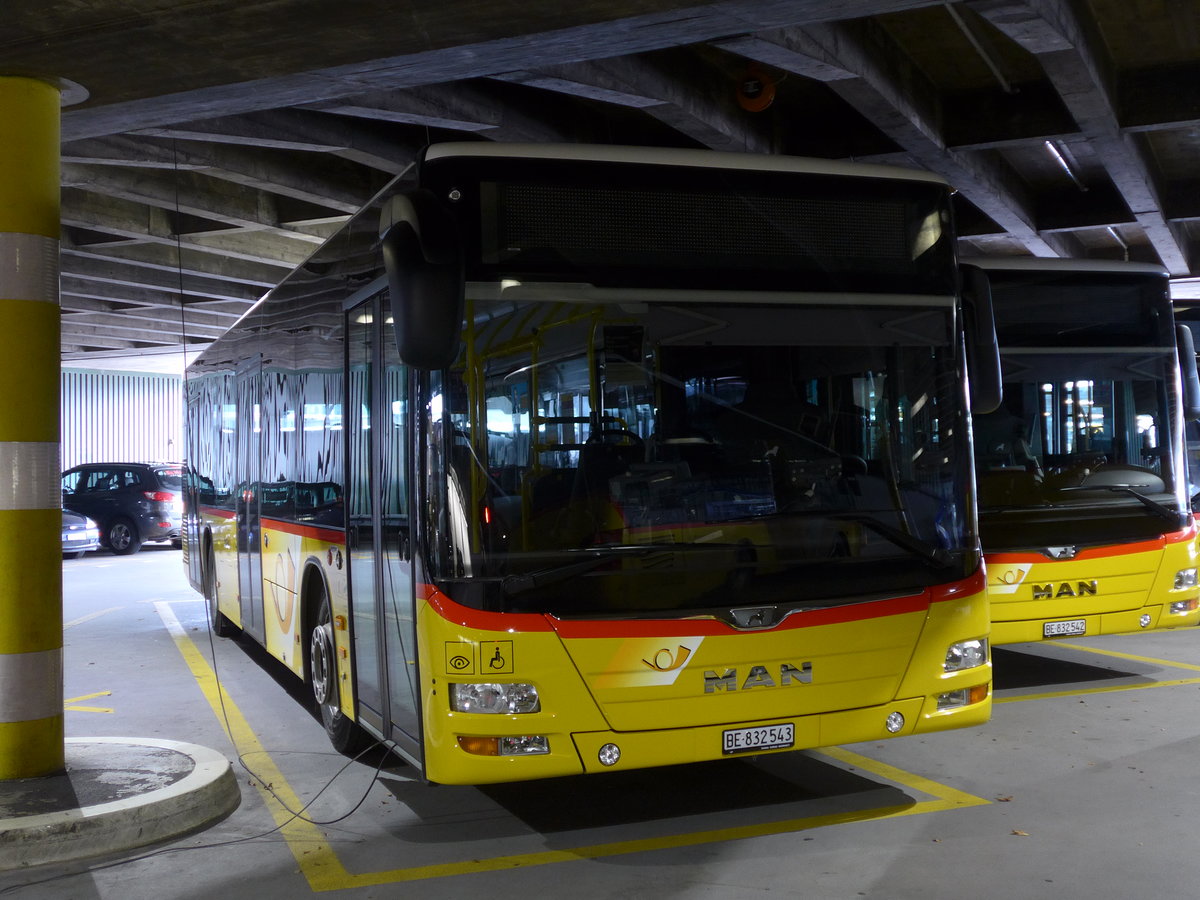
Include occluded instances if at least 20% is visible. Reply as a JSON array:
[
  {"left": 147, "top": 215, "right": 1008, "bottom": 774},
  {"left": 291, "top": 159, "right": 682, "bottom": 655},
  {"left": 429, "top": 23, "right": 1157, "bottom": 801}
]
[{"left": 310, "top": 622, "right": 335, "bottom": 707}]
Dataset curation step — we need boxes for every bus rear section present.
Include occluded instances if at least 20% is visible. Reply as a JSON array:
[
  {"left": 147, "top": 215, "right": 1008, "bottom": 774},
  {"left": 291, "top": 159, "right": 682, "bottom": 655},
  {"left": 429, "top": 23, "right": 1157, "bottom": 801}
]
[
  {"left": 185, "top": 143, "right": 993, "bottom": 786},
  {"left": 965, "top": 257, "right": 1200, "bottom": 644}
]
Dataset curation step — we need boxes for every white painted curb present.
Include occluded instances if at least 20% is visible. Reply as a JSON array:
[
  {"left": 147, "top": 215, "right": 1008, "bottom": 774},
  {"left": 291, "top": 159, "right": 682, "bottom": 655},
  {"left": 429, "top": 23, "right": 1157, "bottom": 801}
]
[{"left": 0, "top": 737, "right": 240, "bottom": 870}]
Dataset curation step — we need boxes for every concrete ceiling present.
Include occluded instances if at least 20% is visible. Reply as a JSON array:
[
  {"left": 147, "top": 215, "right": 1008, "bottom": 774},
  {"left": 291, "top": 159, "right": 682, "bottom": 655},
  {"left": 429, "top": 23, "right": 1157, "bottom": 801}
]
[{"left": 9, "top": 0, "right": 1200, "bottom": 372}]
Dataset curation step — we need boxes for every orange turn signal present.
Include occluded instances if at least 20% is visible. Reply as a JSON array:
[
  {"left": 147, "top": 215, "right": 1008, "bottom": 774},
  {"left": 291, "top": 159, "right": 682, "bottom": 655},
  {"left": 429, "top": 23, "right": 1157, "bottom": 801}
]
[{"left": 457, "top": 736, "right": 500, "bottom": 756}]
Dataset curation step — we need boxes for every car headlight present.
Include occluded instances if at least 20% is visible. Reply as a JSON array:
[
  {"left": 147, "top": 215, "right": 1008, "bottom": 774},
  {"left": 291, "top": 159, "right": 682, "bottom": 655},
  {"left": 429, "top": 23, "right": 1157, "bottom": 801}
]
[
  {"left": 450, "top": 682, "right": 540, "bottom": 714},
  {"left": 944, "top": 638, "right": 988, "bottom": 672},
  {"left": 1174, "top": 568, "right": 1198, "bottom": 590}
]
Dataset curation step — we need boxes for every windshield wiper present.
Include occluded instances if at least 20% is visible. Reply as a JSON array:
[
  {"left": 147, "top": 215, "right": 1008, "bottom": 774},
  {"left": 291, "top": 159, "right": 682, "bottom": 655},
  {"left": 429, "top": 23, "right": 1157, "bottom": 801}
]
[
  {"left": 1056, "top": 483, "right": 1183, "bottom": 525},
  {"left": 1079, "top": 484, "right": 1185, "bottom": 526},
  {"left": 825, "top": 513, "right": 954, "bottom": 569},
  {"left": 774, "top": 507, "right": 955, "bottom": 568},
  {"left": 980, "top": 502, "right": 1053, "bottom": 512},
  {"left": 500, "top": 542, "right": 754, "bottom": 596},
  {"left": 501, "top": 555, "right": 622, "bottom": 597}
]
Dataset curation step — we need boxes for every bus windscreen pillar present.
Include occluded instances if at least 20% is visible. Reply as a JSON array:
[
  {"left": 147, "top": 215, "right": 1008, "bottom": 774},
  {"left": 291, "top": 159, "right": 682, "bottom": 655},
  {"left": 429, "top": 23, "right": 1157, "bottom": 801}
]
[{"left": 0, "top": 76, "right": 64, "bottom": 778}]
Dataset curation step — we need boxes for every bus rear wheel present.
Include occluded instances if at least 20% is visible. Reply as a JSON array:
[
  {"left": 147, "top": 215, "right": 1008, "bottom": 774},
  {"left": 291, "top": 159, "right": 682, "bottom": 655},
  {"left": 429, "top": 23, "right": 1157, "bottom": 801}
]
[
  {"left": 203, "top": 541, "right": 237, "bottom": 637},
  {"left": 308, "top": 589, "right": 370, "bottom": 755}
]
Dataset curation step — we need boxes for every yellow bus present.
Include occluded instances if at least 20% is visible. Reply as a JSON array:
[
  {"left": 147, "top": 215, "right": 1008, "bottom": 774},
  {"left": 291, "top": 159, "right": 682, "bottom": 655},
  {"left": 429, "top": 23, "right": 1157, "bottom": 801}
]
[
  {"left": 963, "top": 257, "right": 1200, "bottom": 644},
  {"left": 183, "top": 143, "right": 996, "bottom": 785}
]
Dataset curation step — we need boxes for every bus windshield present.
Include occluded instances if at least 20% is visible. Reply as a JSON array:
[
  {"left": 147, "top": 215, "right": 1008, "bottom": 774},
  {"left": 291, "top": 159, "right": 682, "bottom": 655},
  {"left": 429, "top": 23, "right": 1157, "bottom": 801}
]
[
  {"left": 973, "top": 267, "right": 1189, "bottom": 549},
  {"left": 425, "top": 294, "right": 974, "bottom": 616}
]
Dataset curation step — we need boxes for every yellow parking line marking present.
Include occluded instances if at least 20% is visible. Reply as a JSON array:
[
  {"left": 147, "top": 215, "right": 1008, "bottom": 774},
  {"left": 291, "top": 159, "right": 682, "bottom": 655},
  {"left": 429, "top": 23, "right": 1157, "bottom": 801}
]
[
  {"left": 1061, "top": 642, "right": 1200, "bottom": 672},
  {"left": 155, "top": 600, "right": 988, "bottom": 891},
  {"left": 998, "top": 676, "right": 1200, "bottom": 704},
  {"left": 64, "top": 689, "right": 113, "bottom": 714},
  {"left": 997, "top": 641, "right": 1200, "bottom": 704},
  {"left": 819, "top": 746, "right": 987, "bottom": 811},
  {"left": 154, "top": 602, "right": 336, "bottom": 866},
  {"left": 64, "top": 606, "right": 123, "bottom": 629}
]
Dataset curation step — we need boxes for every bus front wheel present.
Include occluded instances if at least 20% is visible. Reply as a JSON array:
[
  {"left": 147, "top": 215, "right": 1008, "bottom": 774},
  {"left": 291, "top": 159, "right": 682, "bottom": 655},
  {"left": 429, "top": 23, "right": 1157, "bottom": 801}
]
[{"left": 308, "top": 589, "right": 370, "bottom": 755}]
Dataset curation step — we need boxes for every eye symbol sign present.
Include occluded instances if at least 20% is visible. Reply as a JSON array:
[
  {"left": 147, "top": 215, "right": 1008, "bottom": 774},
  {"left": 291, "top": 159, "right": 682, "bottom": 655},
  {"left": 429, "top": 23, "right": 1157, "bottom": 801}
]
[
  {"left": 642, "top": 645, "right": 693, "bottom": 672},
  {"left": 448, "top": 655, "right": 472, "bottom": 671}
]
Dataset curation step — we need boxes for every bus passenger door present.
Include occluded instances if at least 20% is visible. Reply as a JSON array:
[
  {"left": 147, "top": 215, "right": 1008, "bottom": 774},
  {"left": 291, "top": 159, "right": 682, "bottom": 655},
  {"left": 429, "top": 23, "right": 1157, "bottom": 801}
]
[
  {"left": 346, "top": 295, "right": 422, "bottom": 766},
  {"left": 235, "top": 356, "right": 265, "bottom": 642}
]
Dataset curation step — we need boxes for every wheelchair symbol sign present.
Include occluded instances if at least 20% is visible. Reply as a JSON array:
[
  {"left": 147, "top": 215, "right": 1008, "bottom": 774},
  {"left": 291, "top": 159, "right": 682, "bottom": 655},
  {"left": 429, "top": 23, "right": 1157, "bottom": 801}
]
[{"left": 480, "top": 641, "right": 513, "bottom": 674}]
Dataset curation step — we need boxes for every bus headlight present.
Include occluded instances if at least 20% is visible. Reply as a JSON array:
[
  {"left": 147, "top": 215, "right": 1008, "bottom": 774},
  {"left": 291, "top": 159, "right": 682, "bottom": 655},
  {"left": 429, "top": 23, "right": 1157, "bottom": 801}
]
[
  {"left": 1174, "top": 568, "right": 1198, "bottom": 590},
  {"left": 944, "top": 638, "right": 988, "bottom": 672},
  {"left": 451, "top": 682, "right": 541, "bottom": 714}
]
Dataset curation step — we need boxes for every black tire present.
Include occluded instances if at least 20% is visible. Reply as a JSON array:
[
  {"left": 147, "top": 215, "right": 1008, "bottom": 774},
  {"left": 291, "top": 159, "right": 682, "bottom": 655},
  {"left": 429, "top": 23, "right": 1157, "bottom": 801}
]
[
  {"left": 106, "top": 518, "right": 141, "bottom": 555},
  {"left": 203, "top": 541, "right": 238, "bottom": 638},
  {"left": 308, "top": 585, "right": 370, "bottom": 755}
]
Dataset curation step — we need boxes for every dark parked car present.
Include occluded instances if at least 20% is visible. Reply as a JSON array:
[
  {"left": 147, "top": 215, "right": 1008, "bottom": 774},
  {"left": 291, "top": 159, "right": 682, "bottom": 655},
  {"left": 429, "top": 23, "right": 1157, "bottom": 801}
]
[
  {"left": 61, "top": 463, "right": 184, "bottom": 555},
  {"left": 61, "top": 510, "right": 101, "bottom": 558}
]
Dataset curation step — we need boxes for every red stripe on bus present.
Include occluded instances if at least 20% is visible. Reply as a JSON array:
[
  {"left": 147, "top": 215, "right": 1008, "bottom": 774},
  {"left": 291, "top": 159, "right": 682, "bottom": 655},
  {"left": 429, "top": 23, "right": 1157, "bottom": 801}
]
[
  {"left": 986, "top": 526, "right": 1197, "bottom": 564},
  {"left": 420, "top": 567, "right": 985, "bottom": 637},
  {"left": 198, "top": 506, "right": 235, "bottom": 520},
  {"left": 420, "top": 586, "right": 555, "bottom": 632},
  {"left": 260, "top": 517, "right": 345, "bottom": 544}
]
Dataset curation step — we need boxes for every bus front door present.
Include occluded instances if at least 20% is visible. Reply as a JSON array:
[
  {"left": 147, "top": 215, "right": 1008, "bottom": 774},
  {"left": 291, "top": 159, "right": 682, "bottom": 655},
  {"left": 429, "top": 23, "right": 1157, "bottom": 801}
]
[{"left": 346, "top": 294, "right": 423, "bottom": 767}]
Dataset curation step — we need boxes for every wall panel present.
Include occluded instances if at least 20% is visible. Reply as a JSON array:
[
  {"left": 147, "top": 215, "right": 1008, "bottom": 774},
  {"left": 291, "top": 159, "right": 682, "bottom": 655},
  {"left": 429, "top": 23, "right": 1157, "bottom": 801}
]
[{"left": 61, "top": 369, "right": 183, "bottom": 470}]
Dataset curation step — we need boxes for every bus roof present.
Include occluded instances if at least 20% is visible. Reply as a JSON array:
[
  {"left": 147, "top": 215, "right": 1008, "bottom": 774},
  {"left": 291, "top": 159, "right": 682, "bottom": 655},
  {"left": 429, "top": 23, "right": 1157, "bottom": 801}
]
[{"left": 422, "top": 142, "right": 952, "bottom": 187}]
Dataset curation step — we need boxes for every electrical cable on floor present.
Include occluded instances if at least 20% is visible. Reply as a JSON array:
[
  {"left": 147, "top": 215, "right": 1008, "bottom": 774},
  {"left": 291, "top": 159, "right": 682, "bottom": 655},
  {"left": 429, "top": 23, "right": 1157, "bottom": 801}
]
[
  {"left": 200, "top": 604, "right": 393, "bottom": 827},
  {"left": 168, "top": 132, "right": 395, "bottom": 831},
  {"left": 0, "top": 611, "right": 397, "bottom": 896},
  {"left": 1, "top": 148, "right": 399, "bottom": 896}
]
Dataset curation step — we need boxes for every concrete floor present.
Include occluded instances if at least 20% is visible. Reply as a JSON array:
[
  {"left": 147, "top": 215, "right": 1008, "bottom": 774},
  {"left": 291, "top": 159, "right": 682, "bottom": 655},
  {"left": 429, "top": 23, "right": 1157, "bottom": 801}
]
[{"left": 3, "top": 549, "right": 1200, "bottom": 898}]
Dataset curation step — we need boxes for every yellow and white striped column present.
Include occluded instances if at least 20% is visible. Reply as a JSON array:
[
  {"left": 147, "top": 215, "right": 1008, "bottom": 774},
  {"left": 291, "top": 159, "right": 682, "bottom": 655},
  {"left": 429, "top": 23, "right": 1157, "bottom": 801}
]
[{"left": 0, "top": 76, "right": 63, "bottom": 778}]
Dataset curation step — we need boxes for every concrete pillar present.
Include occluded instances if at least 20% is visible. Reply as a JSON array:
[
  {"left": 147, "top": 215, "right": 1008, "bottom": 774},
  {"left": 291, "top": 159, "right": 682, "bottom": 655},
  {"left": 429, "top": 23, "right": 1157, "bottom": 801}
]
[{"left": 0, "top": 76, "right": 63, "bottom": 778}]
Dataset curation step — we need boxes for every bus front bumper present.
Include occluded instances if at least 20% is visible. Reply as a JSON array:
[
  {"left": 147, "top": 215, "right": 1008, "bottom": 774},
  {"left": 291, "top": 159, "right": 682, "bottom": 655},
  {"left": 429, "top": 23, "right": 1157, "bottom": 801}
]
[{"left": 432, "top": 691, "right": 990, "bottom": 784}]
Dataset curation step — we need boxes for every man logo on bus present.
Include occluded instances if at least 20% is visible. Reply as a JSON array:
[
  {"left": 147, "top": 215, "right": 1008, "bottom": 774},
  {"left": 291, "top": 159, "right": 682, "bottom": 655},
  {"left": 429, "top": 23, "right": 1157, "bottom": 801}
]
[
  {"left": 703, "top": 662, "right": 813, "bottom": 692},
  {"left": 642, "top": 645, "right": 693, "bottom": 672},
  {"left": 1033, "top": 580, "right": 1097, "bottom": 599}
]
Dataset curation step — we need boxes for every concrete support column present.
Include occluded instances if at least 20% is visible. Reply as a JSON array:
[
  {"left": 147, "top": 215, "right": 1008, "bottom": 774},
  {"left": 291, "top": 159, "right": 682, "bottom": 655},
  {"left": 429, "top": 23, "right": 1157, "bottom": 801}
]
[{"left": 0, "top": 76, "right": 63, "bottom": 778}]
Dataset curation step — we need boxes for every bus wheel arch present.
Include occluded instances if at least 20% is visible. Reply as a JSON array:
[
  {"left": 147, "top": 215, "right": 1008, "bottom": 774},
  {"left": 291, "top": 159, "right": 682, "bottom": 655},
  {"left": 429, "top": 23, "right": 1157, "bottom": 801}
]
[
  {"left": 301, "top": 565, "right": 370, "bottom": 754},
  {"left": 203, "top": 530, "right": 238, "bottom": 637}
]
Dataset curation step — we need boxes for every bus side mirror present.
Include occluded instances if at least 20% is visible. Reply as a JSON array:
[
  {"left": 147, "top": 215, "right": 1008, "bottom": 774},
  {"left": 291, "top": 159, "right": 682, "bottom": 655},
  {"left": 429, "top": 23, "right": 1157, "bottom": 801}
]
[
  {"left": 380, "top": 191, "right": 464, "bottom": 371},
  {"left": 960, "top": 263, "right": 1002, "bottom": 415},
  {"left": 1177, "top": 323, "right": 1200, "bottom": 422}
]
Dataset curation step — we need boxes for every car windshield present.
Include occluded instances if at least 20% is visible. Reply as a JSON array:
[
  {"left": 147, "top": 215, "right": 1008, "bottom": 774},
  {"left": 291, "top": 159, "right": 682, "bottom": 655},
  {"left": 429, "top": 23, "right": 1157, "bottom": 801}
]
[{"left": 423, "top": 295, "right": 974, "bottom": 616}]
